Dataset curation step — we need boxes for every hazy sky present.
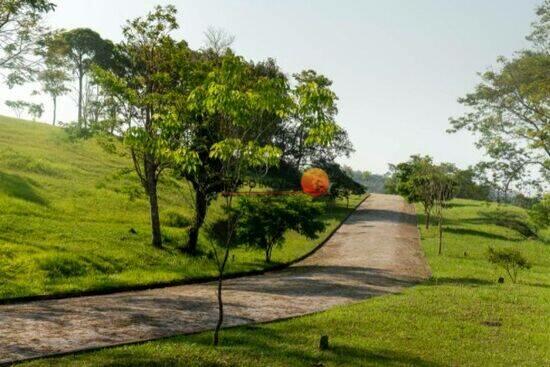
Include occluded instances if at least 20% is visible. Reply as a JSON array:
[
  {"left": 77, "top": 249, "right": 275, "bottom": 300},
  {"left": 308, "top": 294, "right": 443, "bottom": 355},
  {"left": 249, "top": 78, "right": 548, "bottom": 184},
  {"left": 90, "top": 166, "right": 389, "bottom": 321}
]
[{"left": 0, "top": 0, "right": 541, "bottom": 173}]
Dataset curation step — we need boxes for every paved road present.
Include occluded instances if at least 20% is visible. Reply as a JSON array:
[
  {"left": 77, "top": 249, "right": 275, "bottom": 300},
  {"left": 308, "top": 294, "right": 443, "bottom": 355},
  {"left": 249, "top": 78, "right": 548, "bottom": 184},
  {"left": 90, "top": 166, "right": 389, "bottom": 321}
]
[{"left": 0, "top": 194, "right": 431, "bottom": 364}]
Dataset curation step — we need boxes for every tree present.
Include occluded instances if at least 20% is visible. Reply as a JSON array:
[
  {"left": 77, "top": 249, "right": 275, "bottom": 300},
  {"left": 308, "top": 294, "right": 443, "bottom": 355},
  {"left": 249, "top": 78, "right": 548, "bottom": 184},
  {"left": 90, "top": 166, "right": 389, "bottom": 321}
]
[
  {"left": 453, "top": 167, "right": 491, "bottom": 201},
  {"left": 203, "top": 27, "right": 235, "bottom": 56},
  {"left": 185, "top": 52, "right": 290, "bottom": 345},
  {"left": 431, "top": 167, "right": 456, "bottom": 255},
  {"left": 234, "top": 194, "right": 325, "bottom": 262},
  {"left": 389, "top": 155, "right": 436, "bottom": 228},
  {"left": 182, "top": 60, "right": 345, "bottom": 254},
  {"left": 26, "top": 102, "right": 43, "bottom": 121},
  {"left": 449, "top": 2, "right": 549, "bottom": 187},
  {"left": 54, "top": 28, "right": 114, "bottom": 126},
  {"left": 487, "top": 247, "right": 531, "bottom": 283},
  {"left": 92, "top": 5, "right": 192, "bottom": 248},
  {"left": 5, "top": 99, "right": 27, "bottom": 118},
  {"left": 0, "top": 0, "right": 55, "bottom": 86}
]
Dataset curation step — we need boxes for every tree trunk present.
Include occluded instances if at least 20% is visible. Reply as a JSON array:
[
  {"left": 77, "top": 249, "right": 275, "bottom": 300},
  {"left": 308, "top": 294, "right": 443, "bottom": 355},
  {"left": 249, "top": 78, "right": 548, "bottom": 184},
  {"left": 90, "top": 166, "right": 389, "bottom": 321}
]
[
  {"left": 145, "top": 158, "right": 162, "bottom": 249},
  {"left": 437, "top": 210, "right": 443, "bottom": 255},
  {"left": 187, "top": 188, "right": 208, "bottom": 254},
  {"left": 78, "top": 63, "right": 83, "bottom": 127},
  {"left": 213, "top": 248, "right": 229, "bottom": 346},
  {"left": 425, "top": 210, "right": 430, "bottom": 229},
  {"left": 265, "top": 246, "right": 272, "bottom": 263},
  {"left": 52, "top": 96, "right": 57, "bottom": 126}
]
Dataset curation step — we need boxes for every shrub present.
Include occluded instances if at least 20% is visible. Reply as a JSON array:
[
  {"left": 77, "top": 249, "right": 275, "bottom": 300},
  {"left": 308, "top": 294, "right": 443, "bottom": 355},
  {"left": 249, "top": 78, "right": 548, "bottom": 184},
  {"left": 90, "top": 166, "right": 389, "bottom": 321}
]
[
  {"left": 234, "top": 194, "right": 326, "bottom": 262},
  {"left": 487, "top": 247, "right": 531, "bottom": 283}
]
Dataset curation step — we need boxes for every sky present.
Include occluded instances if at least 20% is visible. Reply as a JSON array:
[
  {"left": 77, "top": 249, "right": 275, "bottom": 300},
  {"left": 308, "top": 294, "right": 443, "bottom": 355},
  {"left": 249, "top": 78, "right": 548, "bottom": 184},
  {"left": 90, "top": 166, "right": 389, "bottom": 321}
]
[{"left": 0, "top": 0, "right": 541, "bottom": 173}]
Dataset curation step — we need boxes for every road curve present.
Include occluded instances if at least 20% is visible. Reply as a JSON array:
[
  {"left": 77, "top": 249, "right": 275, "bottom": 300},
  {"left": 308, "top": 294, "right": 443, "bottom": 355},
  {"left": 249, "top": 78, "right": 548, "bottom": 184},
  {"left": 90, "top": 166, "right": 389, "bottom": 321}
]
[{"left": 0, "top": 194, "right": 431, "bottom": 364}]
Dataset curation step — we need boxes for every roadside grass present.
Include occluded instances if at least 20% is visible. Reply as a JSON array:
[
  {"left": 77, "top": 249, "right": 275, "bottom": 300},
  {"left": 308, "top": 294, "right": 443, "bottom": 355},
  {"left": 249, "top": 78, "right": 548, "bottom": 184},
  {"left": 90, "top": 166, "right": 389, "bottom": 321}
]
[
  {"left": 0, "top": 116, "right": 364, "bottom": 300},
  {"left": 20, "top": 198, "right": 550, "bottom": 366}
]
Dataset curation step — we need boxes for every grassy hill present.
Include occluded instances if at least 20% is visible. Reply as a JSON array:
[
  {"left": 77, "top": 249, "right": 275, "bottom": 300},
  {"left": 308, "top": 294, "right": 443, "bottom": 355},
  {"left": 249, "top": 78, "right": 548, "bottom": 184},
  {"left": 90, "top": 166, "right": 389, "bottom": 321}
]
[
  {"left": 0, "top": 115, "right": 364, "bottom": 300},
  {"left": 22, "top": 198, "right": 550, "bottom": 366}
]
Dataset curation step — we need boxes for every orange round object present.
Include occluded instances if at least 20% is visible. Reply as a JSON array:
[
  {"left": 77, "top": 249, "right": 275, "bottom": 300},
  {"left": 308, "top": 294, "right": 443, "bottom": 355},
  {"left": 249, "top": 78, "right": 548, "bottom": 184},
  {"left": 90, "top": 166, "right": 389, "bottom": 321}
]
[{"left": 301, "top": 168, "right": 330, "bottom": 197}]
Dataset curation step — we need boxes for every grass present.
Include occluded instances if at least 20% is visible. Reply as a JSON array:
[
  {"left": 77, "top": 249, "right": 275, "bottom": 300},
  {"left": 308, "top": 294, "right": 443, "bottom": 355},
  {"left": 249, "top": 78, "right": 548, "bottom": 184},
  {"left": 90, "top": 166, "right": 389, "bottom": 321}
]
[
  {"left": 20, "top": 199, "right": 550, "bottom": 366},
  {"left": 0, "top": 115, "right": 365, "bottom": 300}
]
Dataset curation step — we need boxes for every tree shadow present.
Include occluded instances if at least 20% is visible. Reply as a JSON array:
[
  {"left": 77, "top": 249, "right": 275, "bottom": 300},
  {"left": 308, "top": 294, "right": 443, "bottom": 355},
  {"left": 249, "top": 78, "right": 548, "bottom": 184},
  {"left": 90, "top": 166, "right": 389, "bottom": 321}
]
[
  {"left": 346, "top": 208, "right": 417, "bottom": 225},
  {"left": 0, "top": 171, "right": 48, "bottom": 206},
  {"left": 444, "top": 227, "right": 515, "bottom": 241},
  {"left": 428, "top": 277, "right": 493, "bottom": 286}
]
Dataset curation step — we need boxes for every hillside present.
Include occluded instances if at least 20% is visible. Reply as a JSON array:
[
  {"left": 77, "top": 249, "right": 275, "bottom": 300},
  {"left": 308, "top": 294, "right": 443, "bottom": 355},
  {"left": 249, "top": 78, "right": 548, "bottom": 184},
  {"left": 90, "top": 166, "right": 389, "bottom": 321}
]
[{"left": 0, "top": 116, "right": 363, "bottom": 300}]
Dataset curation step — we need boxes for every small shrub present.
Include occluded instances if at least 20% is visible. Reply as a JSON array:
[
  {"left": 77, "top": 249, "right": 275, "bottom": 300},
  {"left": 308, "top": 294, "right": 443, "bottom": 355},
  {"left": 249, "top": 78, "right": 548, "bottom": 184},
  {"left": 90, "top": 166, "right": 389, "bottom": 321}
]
[
  {"left": 162, "top": 210, "right": 192, "bottom": 228},
  {"left": 487, "top": 246, "right": 531, "bottom": 283}
]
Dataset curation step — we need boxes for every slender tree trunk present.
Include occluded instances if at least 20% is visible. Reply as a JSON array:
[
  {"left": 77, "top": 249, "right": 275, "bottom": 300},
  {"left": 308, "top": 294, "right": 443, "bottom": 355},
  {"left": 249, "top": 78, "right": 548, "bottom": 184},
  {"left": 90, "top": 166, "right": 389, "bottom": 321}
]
[
  {"left": 437, "top": 208, "right": 443, "bottom": 255},
  {"left": 52, "top": 96, "right": 57, "bottom": 126},
  {"left": 78, "top": 65, "right": 84, "bottom": 127},
  {"left": 265, "top": 246, "right": 272, "bottom": 263},
  {"left": 145, "top": 157, "right": 162, "bottom": 249},
  {"left": 213, "top": 248, "right": 230, "bottom": 346},
  {"left": 425, "top": 210, "right": 430, "bottom": 229},
  {"left": 187, "top": 187, "right": 208, "bottom": 254}
]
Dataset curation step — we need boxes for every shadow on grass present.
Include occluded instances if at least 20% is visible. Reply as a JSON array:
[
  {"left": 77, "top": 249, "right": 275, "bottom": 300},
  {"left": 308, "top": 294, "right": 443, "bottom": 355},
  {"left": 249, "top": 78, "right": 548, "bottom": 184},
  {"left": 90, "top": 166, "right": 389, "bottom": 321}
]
[
  {"left": 429, "top": 276, "right": 493, "bottom": 286},
  {"left": 0, "top": 171, "right": 48, "bottom": 206},
  {"left": 443, "top": 227, "right": 517, "bottom": 241}
]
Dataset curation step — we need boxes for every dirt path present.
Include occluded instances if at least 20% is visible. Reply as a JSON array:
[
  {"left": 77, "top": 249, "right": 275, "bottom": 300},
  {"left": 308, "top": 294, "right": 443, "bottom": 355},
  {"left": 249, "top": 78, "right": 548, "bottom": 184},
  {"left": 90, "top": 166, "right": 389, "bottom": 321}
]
[{"left": 0, "top": 194, "right": 431, "bottom": 364}]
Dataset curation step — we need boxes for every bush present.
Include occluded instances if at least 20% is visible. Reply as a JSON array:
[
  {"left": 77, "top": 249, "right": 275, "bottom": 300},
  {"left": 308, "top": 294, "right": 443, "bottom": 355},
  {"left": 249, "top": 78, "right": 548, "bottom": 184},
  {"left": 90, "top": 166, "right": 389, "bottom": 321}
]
[
  {"left": 487, "top": 247, "right": 531, "bottom": 283},
  {"left": 234, "top": 194, "right": 326, "bottom": 262}
]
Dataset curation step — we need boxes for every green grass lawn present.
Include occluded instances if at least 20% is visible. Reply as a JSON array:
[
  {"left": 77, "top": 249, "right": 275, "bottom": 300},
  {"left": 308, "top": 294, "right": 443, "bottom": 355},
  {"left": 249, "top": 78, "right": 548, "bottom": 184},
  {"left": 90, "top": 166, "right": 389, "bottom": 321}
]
[
  {"left": 0, "top": 116, "right": 365, "bottom": 300},
  {"left": 21, "top": 199, "right": 550, "bottom": 366}
]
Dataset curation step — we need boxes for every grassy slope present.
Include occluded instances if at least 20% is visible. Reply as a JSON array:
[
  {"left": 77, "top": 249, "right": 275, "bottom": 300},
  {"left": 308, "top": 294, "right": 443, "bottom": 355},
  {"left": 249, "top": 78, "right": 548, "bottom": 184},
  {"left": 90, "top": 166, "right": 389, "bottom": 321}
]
[
  {"left": 0, "top": 116, "right": 364, "bottom": 299},
  {"left": 23, "top": 199, "right": 550, "bottom": 366}
]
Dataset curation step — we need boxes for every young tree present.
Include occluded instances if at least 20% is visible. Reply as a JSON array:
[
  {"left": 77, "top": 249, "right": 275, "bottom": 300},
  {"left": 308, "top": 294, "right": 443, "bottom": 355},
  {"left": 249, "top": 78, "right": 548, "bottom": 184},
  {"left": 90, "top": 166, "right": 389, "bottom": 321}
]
[
  {"left": 390, "top": 155, "right": 436, "bottom": 228},
  {"left": 26, "top": 102, "right": 43, "bottom": 121},
  {"left": 92, "top": 5, "right": 192, "bottom": 248},
  {"left": 185, "top": 53, "right": 290, "bottom": 345},
  {"left": 432, "top": 167, "right": 456, "bottom": 255},
  {"left": 487, "top": 247, "right": 531, "bottom": 283},
  {"left": 234, "top": 194, "right": 326, "bottom": 262},
  {"left": 37, "top": 64, "right": 70, "bottom": 125},
  {"left": 4, "top": 99, "right": 27, "bottom": 118},
  {"left": 0, "top": 0, "right": 55, "bottom": 86}
]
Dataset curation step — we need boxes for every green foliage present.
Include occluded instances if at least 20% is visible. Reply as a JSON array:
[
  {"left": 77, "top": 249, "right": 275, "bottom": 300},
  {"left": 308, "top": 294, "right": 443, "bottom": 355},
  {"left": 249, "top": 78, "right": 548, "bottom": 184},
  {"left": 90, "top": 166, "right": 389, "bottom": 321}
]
[
  {"left": 233, "top": 194, "right": 326, "bottom": 262},
  {"left": 449, "top": 2, "right": 549, "bottom": 187},
  {"left": 0, "top": 0, "right": 55, "bottom": 86},
  {"left": 529, "top": 194, "right": 550, "bottom": 229},
  {"left": 487, "top": 246, "right": 531, "bottom": 283}
]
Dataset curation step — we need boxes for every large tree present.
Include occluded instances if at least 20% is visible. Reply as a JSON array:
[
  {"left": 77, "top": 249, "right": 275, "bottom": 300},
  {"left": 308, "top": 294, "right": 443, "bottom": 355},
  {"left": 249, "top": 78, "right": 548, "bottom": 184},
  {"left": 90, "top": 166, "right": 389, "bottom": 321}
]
[
  {"left": 53, "top": 28, "right": 114, "bottom": 126},
  {"left": 93, "top": 5, "right": 194, "bottom": 248},
  {"left": 449, "top": 1, "right": 549, "bottom": 187},
  {"left": 0, "top": 0, "right": 54, "bottom": 86}
]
